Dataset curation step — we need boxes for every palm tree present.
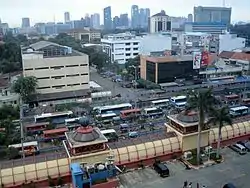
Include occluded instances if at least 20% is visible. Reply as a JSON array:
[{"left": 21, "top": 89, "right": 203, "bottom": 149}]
[
  {"left": 187, "top": 89, "right": 217, "bottom": 165},
  {"left": 210, "top": 107, "right": 232, "bottom": 158}
]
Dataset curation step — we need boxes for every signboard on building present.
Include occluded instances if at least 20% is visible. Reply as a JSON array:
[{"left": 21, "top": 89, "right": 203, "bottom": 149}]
[
  {"left": 193, "top": 52, "right": 201, "bottom": 69},
  {"left": 201, "top": 51, "right": 209, "bottom": 67}
]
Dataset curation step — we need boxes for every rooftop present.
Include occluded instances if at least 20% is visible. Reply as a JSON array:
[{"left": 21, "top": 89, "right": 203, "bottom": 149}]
[
  {"left": 28, "top": 41, "right": 65, "bottom": 51},
  {"left": 219, "top": 51, "right": 250, "bottom": 61},
  {"left": 142, "top": 55, "right": 193, "bottom": 63}
]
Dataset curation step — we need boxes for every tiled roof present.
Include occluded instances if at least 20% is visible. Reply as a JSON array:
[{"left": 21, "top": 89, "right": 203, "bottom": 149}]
[
  {"left": 231, "top": 52, "right": 250, "bottom": 61},
  {"left": 29, "top": 41, "right": 65, "bottom": 51}
]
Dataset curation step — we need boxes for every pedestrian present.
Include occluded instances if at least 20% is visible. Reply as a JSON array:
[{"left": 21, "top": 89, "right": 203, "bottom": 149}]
[
  {"left": 183, "top": 181, "right": 188, "bottom": 188},
  {"left": 188, "top": 182, "right": 192, "bottom": 188}
]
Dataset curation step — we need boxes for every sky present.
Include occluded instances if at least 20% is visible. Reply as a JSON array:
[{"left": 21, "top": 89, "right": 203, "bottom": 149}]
[{"left": 0, "top": 0, "right": 250, "bottom": 27}]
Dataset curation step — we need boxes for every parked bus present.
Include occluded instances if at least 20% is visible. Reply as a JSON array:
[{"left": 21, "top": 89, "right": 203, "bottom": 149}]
[
  {"left": 93, "top": 103, "right": 132, "bottom": 114},
  {"left": 8, "top": 141, "right": 39, "bottom": 158},
  {"left": 65, "top": 117, "right": 81, "bottom": 125},
  {"left": 241, "top": 98, "right": 250, "bottom": 107},
  {"left": 100, "top": 129, "right": 118, "bottom": 142},
  {"left": 96, "top": 113, "right": 118, "bottom": 124},
  {"left": 170, "top": 96, "right": 187, "bottom": 109},
  {"left": 42, "top": 128, "right": 68, "bottom": 141},
  {"left": 151, "top": 99, "right": 169, "bottom": 109},
  {"left": 143, "top": 107, "right": 163, "bottom": 117},
  {"left": 120, "top": 108, "right": 141, "bottom": 120},
  {"left": 224, "top": 94, "right": 239, "bottom": 105},
  {"left": 229, "top": 106, "right": 249, "bottom": 117},
  {"left": 25, "top": 122, "right": 49, "bottom": 134},
  {"left": 34, "top": 111, "right": 73, "bottom": 124},
  {"left": 209, "top": 76, "right": 235, "bottom": 83}
]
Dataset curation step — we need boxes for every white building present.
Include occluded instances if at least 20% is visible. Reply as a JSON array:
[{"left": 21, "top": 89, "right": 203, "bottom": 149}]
[
  {"left": 139, "top": 33, "right": 172, "bottom": 55},
  {"left": 149, "top": 11, "right": 171, "bottom": 33},
  {"left": 218, "top": 33, "right": 246, "bottom": 53},
  {"left": 101, "top": 33, "right": 140, "bottom": 64},
  {"left": 22, "top": 41, "right": 90, "bottom": 103}
]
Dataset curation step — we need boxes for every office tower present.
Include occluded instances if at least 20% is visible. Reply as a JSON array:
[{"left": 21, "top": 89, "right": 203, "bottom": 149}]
[
  {"left": 149, "top": 11, "right": 171, "bottom": 33},
  {"left": 22, "top": 17, "right": 30, "bottom": 28},
  {"left": 85, "top": 14, "right": 91, "bottom": 27},
  {"left": 131, "top": 5, "right": 139, "bottom": 28},
  {"left": 194, "top": 6, "right": 231, "bottom": 25},
  {"left": 188, "top": 14, "right": 193, "bottom": 22},
  {"left": 104, "top": 6, "right": 112, "bottom": 30},
  {"left": 64, "top": 12, "right": 70, "bottom": 23},
  {"left": 139, "top": 8, "right": 150, "bottom": 28},
  {"left": 91, "top": 13, "right": 100, "bottom": 29},
  {"left": 113, "top": 16, "right": 120, "bottom": 29},
  {"left": 119, "top": 14, "right": 129, "bottom": 28}
]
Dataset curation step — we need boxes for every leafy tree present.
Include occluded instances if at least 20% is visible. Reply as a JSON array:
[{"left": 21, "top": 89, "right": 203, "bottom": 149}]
[
  {"left": 187, "top": 89, "right": 217, "bottom": 165},
  {"left": 0, "top": 105, "right": 19, "bottom": 121},
  {"left": 125, "top": 56, "right": 140, "bottom": 78},
  {"left": 210, "top": 107, "right": 232, "bottom": 158},
  {"left": 13, "top": 76, "right": 38, "bottom": 103},
  {"left": 0, "top": 59, "right": 21, "bottom": 73},
  {"left": 6, "top": 147, "right": 20, "bottom": 159},
  {"left": 49, "top": 33, "right": 81, "bottom": 50}
]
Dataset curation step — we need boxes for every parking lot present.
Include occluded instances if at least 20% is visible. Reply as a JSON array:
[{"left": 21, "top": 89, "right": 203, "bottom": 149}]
[{"left": 119, "top": 147, "right": 250, "bottom": 188}]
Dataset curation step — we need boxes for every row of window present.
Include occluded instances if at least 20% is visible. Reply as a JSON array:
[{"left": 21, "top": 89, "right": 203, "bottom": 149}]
[
  {"left": 115, "top": 53, "right": 139, "bottom": 56},
  {"left": 37, "top": 83, "right": 88, "bottom": 90},
  {"left": 24, "top": 64, "right": 88, "bottom": 71},
  {"left": 37, "top": 73, "right": 88, "bottom": 80},
  {"left": 125, "top": 42, "right": 139, "bottom": 46}
]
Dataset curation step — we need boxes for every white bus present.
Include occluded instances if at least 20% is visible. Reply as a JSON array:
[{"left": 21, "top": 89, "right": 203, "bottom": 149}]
[
  {"left": 96, "top": 113, "right": 118, "bottom": 123},
  {"left": 65, "top": 117, "right": 81, "bottom": 125},
  {"left": 8, "top": 141, "right": 39, "bottom": 157},
  {"left": 143, "top": 107, "right": 163, "bottom": 117},
  {"left": 151, "top": 99, "right": 169, "bottom": 109},
  {"left": 229, "top": 106, "right": 249, "bottom": 117},
  {"left": 170, "top": 96, "right": 187, "bottom": 109},
  {"left": 101, "top": 129, "right": 118, "bottom": 142},
  {"left": 93, "top": 103, "right": 132, "bottom": 114},
  {"left": 34, "top": 111, "right": 73, "bottom": 124}
]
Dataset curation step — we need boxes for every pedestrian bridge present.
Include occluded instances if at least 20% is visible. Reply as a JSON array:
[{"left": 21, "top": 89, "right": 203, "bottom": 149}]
[{"left": 1, "top": 120, "right": 250, "bottom": 187}]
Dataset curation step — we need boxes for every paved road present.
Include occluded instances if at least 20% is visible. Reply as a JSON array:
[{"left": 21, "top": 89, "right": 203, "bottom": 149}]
[{"left": 119, "top": 148, "right": 250, "bottom": 188}]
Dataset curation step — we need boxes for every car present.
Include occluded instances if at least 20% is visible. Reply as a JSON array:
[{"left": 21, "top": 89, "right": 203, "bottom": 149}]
[
  {"left": 223, "top": 183, "right": 236, "bottom": 188},
  {"left": 229, "top": 144, "right": 247, "bottom": 155},
  {"left": 153, "top": 162, "right": 170, "bottom": 177},
  {"left": 237, "top": 141, "right": 250, "bottom": 151}
]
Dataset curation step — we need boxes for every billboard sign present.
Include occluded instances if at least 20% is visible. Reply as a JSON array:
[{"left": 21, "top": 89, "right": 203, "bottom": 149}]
[
  {"left": 201, "top": 51, "right": 209, "bottom": 67},
  {"left": 193, "top": 52, "right": 201, "bottom": 69}
]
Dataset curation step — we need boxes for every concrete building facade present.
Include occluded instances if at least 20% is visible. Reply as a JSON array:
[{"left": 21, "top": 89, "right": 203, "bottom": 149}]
[
  {"left": 149, "top": 11, "right": 171, "bottom": 33},
  {"left": 68, "top": 28, "right": 101, "bottom": 43},
  {"left": 184, "top": 22, "right": 227, "bottom": 35},
  {"left": 101, "top": 33, "right": 140, "bottom": 64},
  {"left": 22, "top": 41, "right": 90, "bottom": 102}
]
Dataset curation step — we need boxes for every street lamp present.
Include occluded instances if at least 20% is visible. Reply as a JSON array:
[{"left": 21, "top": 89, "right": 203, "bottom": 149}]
[{"left": 129, "top": 65, "right": 137, "bottom": 108}]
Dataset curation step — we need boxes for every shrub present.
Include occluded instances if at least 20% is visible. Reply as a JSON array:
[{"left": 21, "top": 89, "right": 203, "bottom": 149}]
[{"left": 48, "top": 176, "right": 55, "bottom": 187}]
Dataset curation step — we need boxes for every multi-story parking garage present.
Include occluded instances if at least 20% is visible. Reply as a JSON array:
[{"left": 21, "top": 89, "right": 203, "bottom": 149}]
[{"left": 1, "top": 113, "right": 250, "bottom": 187}]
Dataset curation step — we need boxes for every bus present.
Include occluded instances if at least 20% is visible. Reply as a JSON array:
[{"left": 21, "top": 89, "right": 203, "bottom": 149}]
[
  {"left": 143, "top": 107, "right": 163, "bottom": 117},
  {"left": 96, "top": 113, "right": 118, "bottom": 124},
  {"left": 209, "top": 76, "right": 235, "bottom": 83},
  {"left": 42, "top": 127, "right": 68, "bottom": 141},
  {"left": 8, "top": 141, "right": 39, "bottom": 158},
  {"left": 151, "top": 99, "right": 169, "bottom": 109},
  {"left": 241, "top": 98, "right": 250, "bottom": 107},
  {"left": 93, "top": 103, "right": 132, "bottom": 114},
  {"left": 170, "top": 96, "right": 187, "bottom": 109},
  {"left": 224, "top": 94, "right": 239, "bottom": 104},
  {"left": 25, "top": 122, "right": 49, "bottom": 134},
  {"left": 229, "top": 106, "right": 249, "bottom": 117},
  {"left": 65, "top": 117, "right": 81, "bottom": 125},
  {"left": 100, "top": 129, "right": 119, "bottom": 142},
  {"left": 120, "top": 108, "right": 141, "bottom": 120},
  {"left": 34, "top": 111, "right": 73, "bottom": 124}
]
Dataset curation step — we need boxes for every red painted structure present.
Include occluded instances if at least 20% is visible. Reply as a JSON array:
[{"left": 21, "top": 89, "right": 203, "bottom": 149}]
[
  {"left": 43, "top": 128, "right": 68, "bottom": 140},
  {"left": 26, "top": 122, "right": 49, "bottom": 133}
]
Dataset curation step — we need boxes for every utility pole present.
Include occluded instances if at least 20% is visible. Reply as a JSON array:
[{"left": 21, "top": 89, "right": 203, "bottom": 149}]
[{"left": 20, "top": 97, "right": 25, "bottom": 159}]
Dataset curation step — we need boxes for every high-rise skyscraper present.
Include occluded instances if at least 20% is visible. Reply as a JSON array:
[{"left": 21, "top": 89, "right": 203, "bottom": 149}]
[
  {"left": 131, "top": 5, "right": 139, "bottom": 28},
  {"left": 119, "top": 14, "right": 129, "bottom": 28},
  {"left": 194, "top": 6, "right": 231, "bottom": 25},
  {"left": 91, "top": 13, "right": 100, "bottom": 29},
  {"left": 188, "top": 14, "right": 193, "bottom": 22},
  {"left": 85, "top": 14, "right": 91, "bottom": 27},
  {"left": 64, "top": 12, "right": 70, "bottom": 23},
  {"left": 104, "top": 6, "right": 112, "bottom": 30},
  {"left": 139, "top": 8, "right": 150, "bottom": 28},
  {"left": 113, "top": 16, "right": 120, "bottom": 29},
  {"left": 22, "top": 17, "right": 30, "bottom": 28}
]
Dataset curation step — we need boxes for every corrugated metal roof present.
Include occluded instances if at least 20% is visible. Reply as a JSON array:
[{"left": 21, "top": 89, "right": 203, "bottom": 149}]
[{"left": 29, "top": 41, "right": 64, "bottom": 51}]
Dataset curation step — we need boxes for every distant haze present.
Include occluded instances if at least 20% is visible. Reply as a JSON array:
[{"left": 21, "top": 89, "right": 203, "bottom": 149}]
[{"left": 0, "top": 0, "right": 250, "bottom": 27}]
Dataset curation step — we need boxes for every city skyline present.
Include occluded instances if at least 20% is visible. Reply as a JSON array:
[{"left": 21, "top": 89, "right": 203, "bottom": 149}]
[{"left": 0, "top": 0, "right": 250, "bottom": 27}]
